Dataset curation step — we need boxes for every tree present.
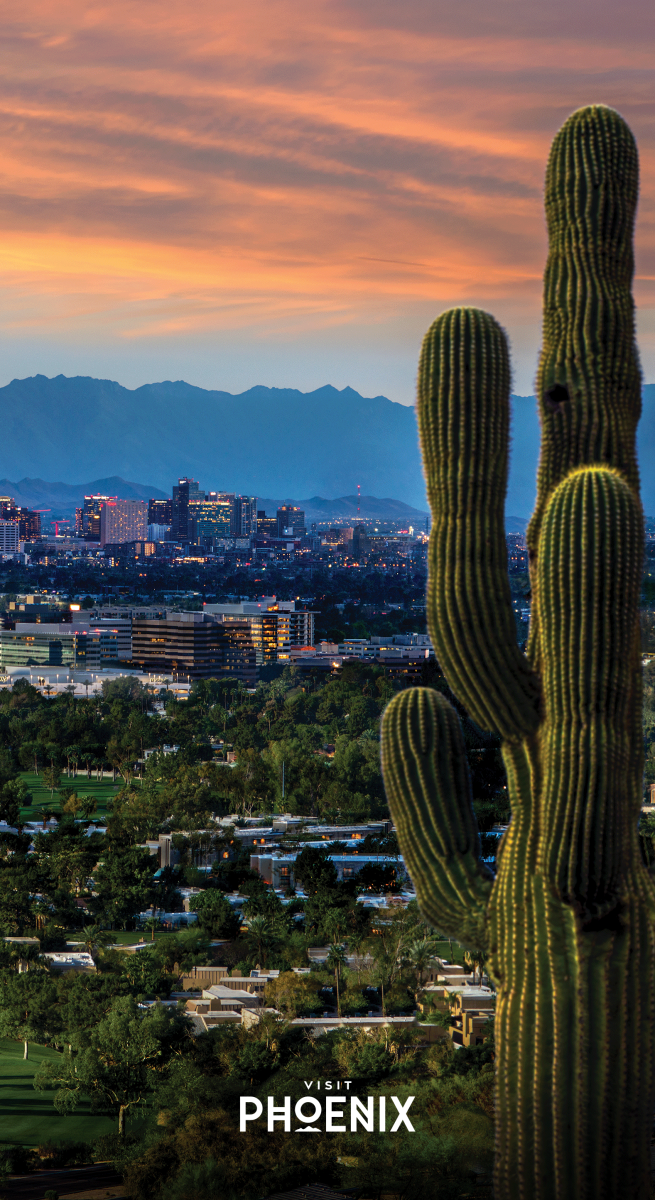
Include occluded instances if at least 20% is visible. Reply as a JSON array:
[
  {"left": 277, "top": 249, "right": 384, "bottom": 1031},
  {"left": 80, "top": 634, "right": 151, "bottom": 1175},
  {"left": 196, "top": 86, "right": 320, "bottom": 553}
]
[
  {"left": 42, "top": 766, "right": 61, "bottom": 798},
  {"left": 35, "top": 995, "right": 189, "bottom": 1136},
  {"left": 0, "top": 970, "right": 58, "bottom": 1059},
  {"left": 81, "top": 924, "right": 113, "bottom": 961},
  {"left": 405, "top": 937, "right": 440, "bottom": 989},
  {"left": 326, "top": 942, "right": 348, "bottom": 1016},
  {"left": 92, "top": 846, "right": 157, "bottom": 928},
  {"left": 188, "top": 891, "right": 241, "bottom": 939}
]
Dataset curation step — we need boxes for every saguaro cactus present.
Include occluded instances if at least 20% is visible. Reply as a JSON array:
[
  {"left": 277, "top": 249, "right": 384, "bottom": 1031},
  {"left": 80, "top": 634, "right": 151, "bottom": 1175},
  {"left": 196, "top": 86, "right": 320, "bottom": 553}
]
[{"left": 381, "top": 105, "right": 655, "bottom": 1199}]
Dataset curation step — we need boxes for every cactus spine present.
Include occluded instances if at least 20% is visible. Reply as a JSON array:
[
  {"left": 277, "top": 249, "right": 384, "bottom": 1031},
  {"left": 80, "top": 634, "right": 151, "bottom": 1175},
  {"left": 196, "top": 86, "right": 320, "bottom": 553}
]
[{"left": 381, "top": 106, "right": 655, "bottom": 1200}]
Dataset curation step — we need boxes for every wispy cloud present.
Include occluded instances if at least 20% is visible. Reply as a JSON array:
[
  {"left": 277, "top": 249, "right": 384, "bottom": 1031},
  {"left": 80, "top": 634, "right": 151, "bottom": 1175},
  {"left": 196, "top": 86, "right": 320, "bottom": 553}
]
[{"left": 0, "top": 0, "right": 654, "bottom": 392}]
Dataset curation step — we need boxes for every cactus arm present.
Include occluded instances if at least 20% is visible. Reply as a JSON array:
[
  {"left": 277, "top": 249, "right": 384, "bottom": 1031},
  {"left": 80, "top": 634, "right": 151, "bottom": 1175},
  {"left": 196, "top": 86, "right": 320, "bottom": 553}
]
[
  {"left": 381, "top": 687, "right": 492, "bottom": 947},
  {"left": 418, "top": 306, "right": 541, "bottom": 741},
  {"left": 528, "top": 104, "right": 641, "bottom": 559},
  {"left": 537, "top": 466, "right": 643, "bottom": 913}
]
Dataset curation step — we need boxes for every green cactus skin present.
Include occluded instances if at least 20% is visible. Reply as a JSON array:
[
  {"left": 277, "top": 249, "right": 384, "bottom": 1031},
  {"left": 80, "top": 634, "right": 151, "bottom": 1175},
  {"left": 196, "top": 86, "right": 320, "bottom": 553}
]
[
  {"left": 418, "top": 306, "right": 541, "bottom": 741},
  {"left": 529, "top": 104, "right": 641, "bottom": 556},
  {"left": 382, "top": 105, "right": 655, "bottom": 1199}
]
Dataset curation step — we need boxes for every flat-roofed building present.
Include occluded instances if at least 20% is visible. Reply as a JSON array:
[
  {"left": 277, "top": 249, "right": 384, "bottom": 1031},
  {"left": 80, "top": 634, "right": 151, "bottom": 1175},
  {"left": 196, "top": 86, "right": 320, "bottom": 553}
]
[
  {"left": 100, "top": 500, "right": 148, "bottom": 547},
  {"left": 131, "top": 612, "right": 225, "bottom": 680},
  {"left": 0, "top": 623, "right": 117, "bottom": 670},
  {"left": 0, "top": 521, "right": 20, "bottom": 554}
]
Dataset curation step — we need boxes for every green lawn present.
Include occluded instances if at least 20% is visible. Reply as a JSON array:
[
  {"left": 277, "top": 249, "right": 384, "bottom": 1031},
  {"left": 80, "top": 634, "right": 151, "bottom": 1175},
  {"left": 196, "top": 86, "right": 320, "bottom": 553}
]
[
  {"left": 0, "top": 1039, "right": 116, "bottom": 1147},
  {"left": 18, "top": 773, "right": 123, "bottom": 821}
]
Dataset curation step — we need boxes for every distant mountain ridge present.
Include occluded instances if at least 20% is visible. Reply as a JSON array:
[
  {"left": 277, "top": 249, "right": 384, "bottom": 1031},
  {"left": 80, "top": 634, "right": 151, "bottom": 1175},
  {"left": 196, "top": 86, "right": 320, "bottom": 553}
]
[
  {"left": 2, "top": 374, "right": 653, "bottom": 517},
  {"left": 0, "top": 375, "right": 424, "bottom": 508},
  {"left": 0, "top": 476, "right": 167, "bottom": 513},
  {"left": 0, "top": 479, "right": 427, "bottom": 522}
]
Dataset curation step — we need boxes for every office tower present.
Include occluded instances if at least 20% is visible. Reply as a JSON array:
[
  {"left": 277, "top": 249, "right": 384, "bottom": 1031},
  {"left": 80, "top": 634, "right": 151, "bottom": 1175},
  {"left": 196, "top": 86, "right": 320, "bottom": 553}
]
[
  {"left": 276, "top": 506, "right": 305, "bottom": 538},
  {"left": 257, "top": 511, "right": 278, "bottom": 537},
  {"left": 189, "top": 496, "right": 233, "bottom": 542},
  {"left": 147, "top": 524, "right": 171, "bottom": 542},
  {"left": 0, "top": 521, "right": 19, "bottom": 554},
  {"left": 0, "top": 497, "right": 18, "bottom": 522},
  {"left": 171, "top": 479, "right": 204, "bottom": 540},
  {"left": 81, "top": 495, "right": 116, "bottom": 541},
  {"left": 131, "top": 613, "right": 226, "bottom": 679},
  {"left": 148, "top": 498, "right": 173, "bottom": 525},
  {"left": 18, "top": 510, "right": 41, "bottom": 541},
  {"left": 232, "top": 496, "right": 257, "bottom": 538},
  {"left": 99, "top": 500, "right": 148, "bottom": 546}
]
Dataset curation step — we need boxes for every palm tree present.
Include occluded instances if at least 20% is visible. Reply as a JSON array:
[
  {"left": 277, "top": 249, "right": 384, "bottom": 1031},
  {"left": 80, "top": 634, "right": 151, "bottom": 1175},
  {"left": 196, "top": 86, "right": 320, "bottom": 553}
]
[
  {"left": 464, "top": 947, "right": 488, "bottom": 986},
  {"left": 144, "top": 917, "right": 159, "bottom": 942},
  {"left": 326, "top": 943, "right": 348, "bottom": 1017},
  {"left": 244, "top": 915, "right": 277, "bottom": 966},
  {"left": 82, "top": 925, "right": 113, "bottom": 961},
  {"left": 405, "top": 936, "right": 440, "bottom": 989}
]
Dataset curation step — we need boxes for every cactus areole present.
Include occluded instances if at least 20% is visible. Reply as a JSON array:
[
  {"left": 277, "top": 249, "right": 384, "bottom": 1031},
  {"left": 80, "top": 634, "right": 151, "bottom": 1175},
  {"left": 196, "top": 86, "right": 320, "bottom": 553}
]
[{"left": 381, "top": 105, "right": 655, "bottom": 1200}]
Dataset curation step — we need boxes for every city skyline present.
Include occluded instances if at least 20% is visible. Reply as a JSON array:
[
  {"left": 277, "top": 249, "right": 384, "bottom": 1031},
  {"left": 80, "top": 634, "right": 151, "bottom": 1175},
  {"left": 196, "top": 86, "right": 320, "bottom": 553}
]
[{"left": 1, "top": 1, "right": 654, "bottom": 402}]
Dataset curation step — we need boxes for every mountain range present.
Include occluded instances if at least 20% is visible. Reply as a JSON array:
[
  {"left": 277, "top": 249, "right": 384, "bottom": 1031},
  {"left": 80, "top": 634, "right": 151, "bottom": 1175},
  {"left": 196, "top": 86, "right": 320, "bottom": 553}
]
[
  {"left": 1, "top": 374, "right": 654, "bottom": 518},
  {"left": 0, "top": 478, "right": 428, "bottom": 523}
]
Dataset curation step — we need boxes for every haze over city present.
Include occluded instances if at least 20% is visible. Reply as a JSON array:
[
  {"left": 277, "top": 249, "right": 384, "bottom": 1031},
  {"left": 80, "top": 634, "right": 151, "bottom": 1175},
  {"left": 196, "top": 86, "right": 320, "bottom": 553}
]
[{"left": 2, "top": 0, "right": 655, "bottom": 403}]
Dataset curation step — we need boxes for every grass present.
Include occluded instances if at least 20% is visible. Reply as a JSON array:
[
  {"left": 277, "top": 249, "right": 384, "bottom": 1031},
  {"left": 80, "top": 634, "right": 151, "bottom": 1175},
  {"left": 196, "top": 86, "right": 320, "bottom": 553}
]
[
  {"left": 0, "top": 1039, "right": 115, "bottom": 1148},
  {"left": 18, "top": 773, "right": 124, "bottom": 821}
]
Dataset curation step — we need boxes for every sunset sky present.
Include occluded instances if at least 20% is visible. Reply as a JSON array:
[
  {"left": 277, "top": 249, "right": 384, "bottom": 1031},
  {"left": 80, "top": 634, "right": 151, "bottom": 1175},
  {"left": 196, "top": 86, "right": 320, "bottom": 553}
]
[{"left": 2, "top": 0, "right": 655, "bottom": 402}]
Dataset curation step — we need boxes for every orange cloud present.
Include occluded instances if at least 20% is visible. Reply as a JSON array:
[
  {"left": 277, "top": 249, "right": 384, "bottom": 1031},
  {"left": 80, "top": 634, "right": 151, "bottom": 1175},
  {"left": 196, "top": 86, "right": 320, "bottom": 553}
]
[{"left": 0, "top": 0, "right": 654, "bottom": 392}]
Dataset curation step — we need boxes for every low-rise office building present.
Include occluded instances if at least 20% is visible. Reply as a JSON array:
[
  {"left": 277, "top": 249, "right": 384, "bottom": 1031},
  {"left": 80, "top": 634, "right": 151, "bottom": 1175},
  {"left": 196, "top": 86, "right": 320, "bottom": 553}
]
[{"left": 0, "top": 623, "right": 119, "bottom": 670}]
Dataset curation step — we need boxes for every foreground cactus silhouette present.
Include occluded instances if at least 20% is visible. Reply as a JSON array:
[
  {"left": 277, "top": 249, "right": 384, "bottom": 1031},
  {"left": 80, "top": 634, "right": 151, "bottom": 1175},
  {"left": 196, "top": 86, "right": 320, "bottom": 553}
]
[{"left": 381, "top": 106, "right": 655, "bottom": 1199}]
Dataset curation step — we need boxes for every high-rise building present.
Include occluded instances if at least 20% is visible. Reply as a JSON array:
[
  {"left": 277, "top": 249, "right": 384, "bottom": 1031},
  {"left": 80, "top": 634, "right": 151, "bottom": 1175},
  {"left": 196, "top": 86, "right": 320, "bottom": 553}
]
[
  {"left": 0, "top": 521, "right": 20, "bottom": 554},
  {"left": 277, "top": 506, "right": 305, "bottom": 538},
  {"left": 171, "top": 479, "right": 204, "bottom": 540},
  {"left": 232, "top": 496, "right": 258, "bottom": 538},
  {"left": 189, "top": 497, "right": 233, "bottom": 542},
  {"left": 148, "top": 498, "right": 173, "bottom": 526},
  {"left": 99, "top": 500, "right": 148, "bottom": 547},
  {"left": 147, "top": 524, "right": 171, "bottom": 543},
  {"left": 18, "top": 509, "right": 41, "bottom": 541},
  {"left": 0, "top": 497, "right": 18, "bottom": 522},
  {"left": 257, "top": 510, "right": 278, "bottom": 537},
  {"left": 81, "top": 495, "right": 116, "bottom": 541}
]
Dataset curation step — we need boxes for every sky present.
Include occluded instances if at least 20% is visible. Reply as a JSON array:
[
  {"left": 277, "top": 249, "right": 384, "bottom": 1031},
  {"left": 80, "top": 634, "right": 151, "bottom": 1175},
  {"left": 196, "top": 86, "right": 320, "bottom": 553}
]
[{"left": 1, "top": 0, "right": 655, "bottom": 403}]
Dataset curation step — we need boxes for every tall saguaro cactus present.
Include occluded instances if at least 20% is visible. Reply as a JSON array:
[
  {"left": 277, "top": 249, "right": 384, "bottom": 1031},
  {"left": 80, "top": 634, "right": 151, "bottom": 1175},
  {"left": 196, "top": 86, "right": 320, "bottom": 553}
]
[{"left": 381, "top": 105, "right": 655, "bottom": 1199}]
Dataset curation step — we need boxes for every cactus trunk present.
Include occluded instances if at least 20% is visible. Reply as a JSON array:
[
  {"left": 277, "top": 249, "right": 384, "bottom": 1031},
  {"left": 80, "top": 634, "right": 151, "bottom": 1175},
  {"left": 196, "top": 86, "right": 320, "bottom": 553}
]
[{"left": 381, "top": 105, "right": 655, "bottom": 1199}]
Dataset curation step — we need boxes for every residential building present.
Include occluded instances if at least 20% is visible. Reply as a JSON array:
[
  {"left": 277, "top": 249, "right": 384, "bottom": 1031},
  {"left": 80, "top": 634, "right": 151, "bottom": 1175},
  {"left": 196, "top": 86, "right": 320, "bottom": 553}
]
[
  {"left": 99, "top": 501, "right": 148, "bottom": 547},
  {"left": 0, "top": 521, "right": 19, "bottom": 554},
  {"left": 249, "top": 852, "right": 407, "bottom": 890},
  {"left": 171, "top": 478, "right": 204, "bottom": 540}
]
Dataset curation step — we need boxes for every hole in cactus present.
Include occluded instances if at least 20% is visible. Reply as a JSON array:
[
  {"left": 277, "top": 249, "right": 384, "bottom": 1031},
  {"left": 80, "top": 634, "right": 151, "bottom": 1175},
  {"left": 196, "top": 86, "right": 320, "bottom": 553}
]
[{"left": 544, "top": 382, "right": 570, "bottom": 411}]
